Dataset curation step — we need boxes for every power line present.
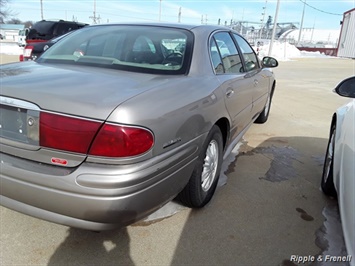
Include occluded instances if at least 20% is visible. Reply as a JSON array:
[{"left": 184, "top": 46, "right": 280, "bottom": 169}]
[{"left": 298, "top": 0, "right": 343, "bottom": 16}]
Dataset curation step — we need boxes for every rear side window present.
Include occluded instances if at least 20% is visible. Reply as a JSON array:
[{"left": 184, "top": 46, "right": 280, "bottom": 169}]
[
  {"left": 27, "top": 21, "right": 56, "bottom": 40},
  {"left": 233, "top": 34, "right": 259, "bottom": 72},
  {"left": 211, "top": 32, "right": 243, "bottom": 74},
  {"left": 54, "top": 23, "right": 74, "bottom": 36}
]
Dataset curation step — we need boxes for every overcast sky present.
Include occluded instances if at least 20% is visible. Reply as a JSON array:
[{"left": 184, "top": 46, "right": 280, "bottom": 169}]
[{"left": 6, "top": 0, "right": 354, "bottom": 30}]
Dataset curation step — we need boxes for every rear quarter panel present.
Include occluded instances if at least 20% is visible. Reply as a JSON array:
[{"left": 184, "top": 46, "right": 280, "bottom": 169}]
[{"left": 106, "top": 75, "right": 230, "bottom": 158}]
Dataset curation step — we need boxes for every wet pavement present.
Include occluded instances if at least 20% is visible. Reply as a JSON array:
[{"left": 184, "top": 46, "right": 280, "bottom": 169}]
[
  {"left": 241, "top": 144, "right": 302, "bottom": 182},
  {"left": 313, "top": 201, "right": 350, "bottom": 266}
]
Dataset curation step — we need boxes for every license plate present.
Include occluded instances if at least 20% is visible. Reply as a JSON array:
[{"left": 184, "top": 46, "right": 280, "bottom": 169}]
[
  {"left": 23, "top": 48, "right": 33, "bottom": 57},
  {"left": 0, "top": 104, "right": 39, "bottom": 145}
]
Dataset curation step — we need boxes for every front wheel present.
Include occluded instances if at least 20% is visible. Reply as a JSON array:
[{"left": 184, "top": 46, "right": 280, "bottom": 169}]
[
  {"left": 255, "top": 86, "right": 274, "bottom": 124},
  {"left": 178, "top": 125, "right": 223, "bottom": 208},
  {"left": 321, "top": 124, "right": 337, "bottom": 197}
]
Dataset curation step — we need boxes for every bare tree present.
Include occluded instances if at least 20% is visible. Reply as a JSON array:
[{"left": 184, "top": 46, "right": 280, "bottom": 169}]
[
  {"left": 24, "top": 21, "right": 34, "bottom": 28},
  {"left": 6, "top": 18, "right": 22, "bottom": 24},
  {"left": 0, "top": 0, "right": 11, "bottom": 23}
]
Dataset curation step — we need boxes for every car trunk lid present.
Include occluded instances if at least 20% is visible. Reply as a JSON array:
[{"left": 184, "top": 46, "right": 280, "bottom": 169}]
[
  {"left": 0, "top": 62, "right": 164, "bottom": 166},
  {"left": 1, "top": 62, "right": 162, "bottom": 120}
]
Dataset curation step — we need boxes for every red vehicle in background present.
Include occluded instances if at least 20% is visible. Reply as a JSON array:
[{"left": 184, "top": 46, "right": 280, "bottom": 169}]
[
  {"left": 20, "top": 20, "right": 88, "bottom": 61},
  {"left": 20, "top": 32, "right": 72, "bottom": 61}
]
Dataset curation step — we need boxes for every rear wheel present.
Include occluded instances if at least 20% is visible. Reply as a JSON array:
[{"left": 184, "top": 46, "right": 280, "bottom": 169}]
[
  {"left": 178, "top": 125, "right": 223, "bottom": 208},
  {"left": 321, "top": 124, "right": 337, "bottom": 197}
]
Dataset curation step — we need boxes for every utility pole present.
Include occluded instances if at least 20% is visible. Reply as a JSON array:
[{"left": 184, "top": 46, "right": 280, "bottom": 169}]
[
  {"left": 93, "top": 0, "right": 97, "bottom": 23},
  {"left": 297, "top": 0, "right": 306, "bottom": 44},
  {"left": 310, "top": 18, "right": 315, "bottom": 42},
  {"left": 159, "top": 0, "right": 162, "bottom": 21},
  {"left": 178, "top": 7, "right": 181, "bottom": 23},
  {"left": 89, "top": 0, "right": 100, "bottom": 24},
  {"left": 259, "top": 0, "right": 268, "bottom": 39},
  {"left": 40, "top": 0, "right": 44, "bottom": 20},
  {"left": 268, "top": 0, "right": 280, "bottom": 56}
]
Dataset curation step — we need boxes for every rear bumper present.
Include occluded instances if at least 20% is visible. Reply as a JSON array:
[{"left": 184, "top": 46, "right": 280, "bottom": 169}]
[{"left": 0, "top": 140, "right": 201, "bottom": 230}]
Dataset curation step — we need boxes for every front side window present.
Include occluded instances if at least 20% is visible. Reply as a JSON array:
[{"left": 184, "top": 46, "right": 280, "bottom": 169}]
[
  {"left": 38, "top": 25, "right": 193, "bottom": 75},
  {"left": 211, "top": 32, "right": 243, "bottom": 74},
  {"left": 233, "top": 34, "right": 259, "bottom": 72}
]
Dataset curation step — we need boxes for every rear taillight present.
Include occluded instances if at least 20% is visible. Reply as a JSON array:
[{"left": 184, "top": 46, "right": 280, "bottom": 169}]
[
  {"left": 39, "top": 112, "right": 154, "bottom": 157},
  {"left": 89, "top": 124, "right": 154, "bottom": 157},
  {"left": 19, "top": 55, "right": 24, "bottom": 61},
  {"left": 40, "top": 112, "right": 101, "bottom": 154}
]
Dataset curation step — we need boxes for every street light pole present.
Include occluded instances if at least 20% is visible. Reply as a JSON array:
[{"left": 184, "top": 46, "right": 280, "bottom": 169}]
[{"left": 268, "top": 0, "right": 280, "bottom": 56}]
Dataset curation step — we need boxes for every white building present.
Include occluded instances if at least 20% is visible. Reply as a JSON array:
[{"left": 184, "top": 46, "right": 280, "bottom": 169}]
[
  {"left": 337, "top": 8, "right": 355, "bottom": 59},
  {"left": 0, "top": 24, "right": 25, "bottom": 42}
]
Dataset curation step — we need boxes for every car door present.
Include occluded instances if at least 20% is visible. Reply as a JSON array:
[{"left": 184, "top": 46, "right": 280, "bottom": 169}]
[
  {"left": 233, "top": 33, "right": 270, "bottom": 119},
  {"left": 210, "top": 32, "right": 253, "bottom": 139}
]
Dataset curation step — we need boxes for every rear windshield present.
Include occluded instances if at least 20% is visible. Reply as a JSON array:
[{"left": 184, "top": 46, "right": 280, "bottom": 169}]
[
  {"left": 37, "top": 25, "right": 194, "bottom": 75},
  {"left": 27, "top": 21, "right": 56, "bottom": 40}
]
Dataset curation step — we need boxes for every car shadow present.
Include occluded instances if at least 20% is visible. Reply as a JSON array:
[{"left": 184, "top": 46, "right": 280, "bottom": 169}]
[
  {"left": 47, "top": 227, "right": 134, "bottom": 265},
  {"left": 168, "top": 136, "right": 347, "bottom": 265}
]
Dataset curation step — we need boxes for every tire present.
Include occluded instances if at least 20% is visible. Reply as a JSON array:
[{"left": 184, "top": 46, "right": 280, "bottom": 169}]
[
  {"left": 321, "top": 124, "right": 337, "bottom": 197},
  {"left": 255, "top": 86, "right": 274, "bottom": 124},
  {"left": 178, "top": 125, "right": 223, "bottom": 208}
]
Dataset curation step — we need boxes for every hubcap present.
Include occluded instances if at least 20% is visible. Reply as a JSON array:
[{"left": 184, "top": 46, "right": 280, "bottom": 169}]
[
  {"left": 201, "top": 140, "right": 219, "bottom": 192},
  {"left": 323, "top": 130, "right": 335, "bottom": 183}
]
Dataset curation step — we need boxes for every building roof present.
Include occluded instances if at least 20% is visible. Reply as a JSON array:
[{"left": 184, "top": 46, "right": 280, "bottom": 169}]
[{"left": 0, "top": 24, "right": 25, "bottom": 30}]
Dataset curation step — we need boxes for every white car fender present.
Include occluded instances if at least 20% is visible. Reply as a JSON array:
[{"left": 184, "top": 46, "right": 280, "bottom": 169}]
[
  {"left": 333, "top": 101, "right": 355, "bottom": 191},
  {"left": 333, "top": 100, "right": 355, "bottom": 263}
]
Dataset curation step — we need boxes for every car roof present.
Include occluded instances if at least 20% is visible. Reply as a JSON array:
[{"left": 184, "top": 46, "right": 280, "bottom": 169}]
[
  {"left": 35, "top": 20, "right": 88, "bottom": 26},
  {"left": 88, "top": 22, "right": 233, "bottom": 32}
]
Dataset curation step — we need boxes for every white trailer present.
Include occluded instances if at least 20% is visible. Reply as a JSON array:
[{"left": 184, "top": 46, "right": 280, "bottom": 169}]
[{"left": 337, "top": 8, "right": 355, "bottom": 59}]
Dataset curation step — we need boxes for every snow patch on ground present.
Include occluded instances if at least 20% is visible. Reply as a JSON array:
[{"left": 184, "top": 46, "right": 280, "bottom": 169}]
[
  {"left": 256, "top": 41, "right": 301, "bottom": 61},
  {"left": 255, "top": 41, "right": 337, "bottom": 61},
  {"left": 0, "top": 42, "right": 23, "bottom": 55}
]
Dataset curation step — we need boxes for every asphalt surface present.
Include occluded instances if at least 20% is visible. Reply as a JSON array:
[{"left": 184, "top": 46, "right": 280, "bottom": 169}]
[{"left": 1, "top": 54, "right": 354, "bottom": 266}]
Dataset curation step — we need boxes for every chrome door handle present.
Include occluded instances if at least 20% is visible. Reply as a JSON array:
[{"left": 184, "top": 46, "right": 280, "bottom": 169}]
[{"left": 254, "top": 79, "right": 259, "bottom": 86}]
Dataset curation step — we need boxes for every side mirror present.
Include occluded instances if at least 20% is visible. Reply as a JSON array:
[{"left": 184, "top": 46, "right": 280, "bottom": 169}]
[
  {"left": 335, "top": 76, "right": 355, "bottom": 98},
  {"left": 262, "top": 56, "right": 278, "bottom": 68}
]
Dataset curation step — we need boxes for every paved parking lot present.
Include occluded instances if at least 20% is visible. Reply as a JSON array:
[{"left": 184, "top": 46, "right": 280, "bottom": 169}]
[{"left": 1, "top": 55, "right": 354, "bottom": 265}]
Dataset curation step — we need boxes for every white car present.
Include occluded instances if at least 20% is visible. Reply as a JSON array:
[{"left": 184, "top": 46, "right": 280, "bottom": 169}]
[{"left": 321, "top": 76, "right": 355, "bottom": 264}]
